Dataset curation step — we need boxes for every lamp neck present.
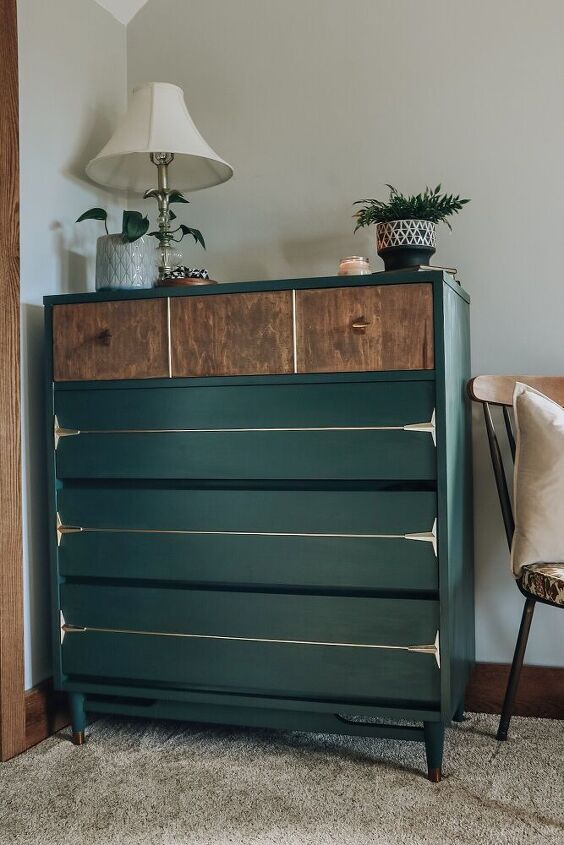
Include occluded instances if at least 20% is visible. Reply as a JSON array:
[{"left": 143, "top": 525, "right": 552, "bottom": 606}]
[
  {"left": 157, "top": 160, "right": 170, "bottom": 192},
  {"left": 147, "top": 152, "right": 176, "bottom": 280}
]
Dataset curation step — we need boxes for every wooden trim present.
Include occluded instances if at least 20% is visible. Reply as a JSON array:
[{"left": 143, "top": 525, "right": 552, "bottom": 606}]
[
  {"left": 468, "top": 375, "right": 564, "bottom": 407},
  {"left": 0, "top": 0, "right": 25, "bottom": 762},
  {"left": 465, "top": 662, "right": 564, "bottom": 720},
  {"left": 24, "top": 681, "right": 69, "bottom": 751}
]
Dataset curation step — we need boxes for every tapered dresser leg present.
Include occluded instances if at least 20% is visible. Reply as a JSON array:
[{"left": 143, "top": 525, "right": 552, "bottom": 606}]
[
  {"left": 423, "top": 721, "right": 444, "bottom": 782},
  {"left": 69, "top": 693, "right": 86, "bottom": 746}
]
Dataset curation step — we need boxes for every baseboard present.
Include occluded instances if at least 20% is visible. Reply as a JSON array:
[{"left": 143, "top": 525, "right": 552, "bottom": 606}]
[
  {"left": 24, "top": 680, "right": 69, "bottom": 750},
  {"left": 22, "top": 663, "right": 564, "bottom": 752},
  {"left": 465, "top": 662, "right": 564, "bottom": 720}
]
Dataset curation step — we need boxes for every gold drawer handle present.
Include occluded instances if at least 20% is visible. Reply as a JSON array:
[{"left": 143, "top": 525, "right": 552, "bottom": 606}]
[
  {"left": 56, "top": 514, "right": 437, "bottom": 556},
  {"left": 351, "top": 316, "right": 371, "bottom": 331},
  {"left": 59, "top": 621, "right": 441, "bottom": 668}
]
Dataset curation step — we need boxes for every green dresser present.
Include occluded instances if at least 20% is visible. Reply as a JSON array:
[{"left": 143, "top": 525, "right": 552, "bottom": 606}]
[{"left": 44, "top": 270, "right": 473, "bottom": 781}]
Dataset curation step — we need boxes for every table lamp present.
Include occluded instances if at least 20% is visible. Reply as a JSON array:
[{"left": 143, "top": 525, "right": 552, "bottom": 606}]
[{"left": 86, "top": 82, "right": 233, "bottom": 280}]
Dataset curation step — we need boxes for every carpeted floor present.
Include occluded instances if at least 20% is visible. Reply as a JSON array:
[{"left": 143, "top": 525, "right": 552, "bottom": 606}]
[{"left": 1, "top": 713, "right": 563, "bottom": 844}]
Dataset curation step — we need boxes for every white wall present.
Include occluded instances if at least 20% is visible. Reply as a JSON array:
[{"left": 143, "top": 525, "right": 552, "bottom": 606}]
[
  {"left": 127, "top": 0, "right": 564, "bottom": 666},
  {"left": 18, "top": 0, "right": 127, "bottom": 688}
]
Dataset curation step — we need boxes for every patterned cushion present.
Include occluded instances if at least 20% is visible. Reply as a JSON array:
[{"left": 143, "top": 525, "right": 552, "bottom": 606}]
[{"left": 520, "top": 563, "right": 564, "bottom": 607}]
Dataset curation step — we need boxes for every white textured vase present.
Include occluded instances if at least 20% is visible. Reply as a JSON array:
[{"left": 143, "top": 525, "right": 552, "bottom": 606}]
[{"left": 95, "top": 234, "right": 157, "bottom": 290}]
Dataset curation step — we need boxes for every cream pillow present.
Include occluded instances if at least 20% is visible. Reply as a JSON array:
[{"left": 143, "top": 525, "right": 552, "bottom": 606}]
[{"left": 511, "top": 382, "right": 564, "bottom": 576}]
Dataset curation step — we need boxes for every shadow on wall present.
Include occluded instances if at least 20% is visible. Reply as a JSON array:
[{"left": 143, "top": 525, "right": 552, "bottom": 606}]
[
  {"left": 63, "top": 103, "right": 116, "bottom": 189},
  {"left": 280, "top": 232, "right": 377, "bottom": 278},
  {"left": 50, "top": 221, "right": 87, "bottom": 293},
  {"left": 204, "top": 230, "right": 377, "bottom": 283},
  {"left": 21, "top": 304, "right": 51, "bottom": 684}
]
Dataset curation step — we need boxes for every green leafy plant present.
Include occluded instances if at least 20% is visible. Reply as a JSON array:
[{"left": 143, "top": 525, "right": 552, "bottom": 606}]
[
  {"left": 77, "top": 192, "right": 205, "bottom": 249},
  {"left": 354, "top": 185, "right": 470, "bottom": 231}
]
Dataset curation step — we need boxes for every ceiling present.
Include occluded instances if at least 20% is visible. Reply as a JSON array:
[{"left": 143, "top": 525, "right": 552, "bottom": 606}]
[{"left": 93, "top": 0, "right": 149, "bottom": 25}]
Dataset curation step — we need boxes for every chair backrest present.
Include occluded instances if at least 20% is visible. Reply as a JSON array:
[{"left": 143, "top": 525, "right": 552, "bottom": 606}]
[
  {"left": 468, "top": 375, "right": 564, "bottom": 407},
  {"left": 467, "top": 375, "right": 564, "bottom": 552}
]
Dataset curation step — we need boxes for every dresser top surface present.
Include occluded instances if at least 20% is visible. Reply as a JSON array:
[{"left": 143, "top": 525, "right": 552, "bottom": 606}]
[{"left": 43, "top": 269, "right": 470, "bottom": 306}]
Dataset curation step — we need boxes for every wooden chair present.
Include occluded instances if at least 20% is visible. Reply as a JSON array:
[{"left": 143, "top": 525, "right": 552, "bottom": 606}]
[{"left": 468, "top": 376, "right": 564, "bottom": 740}]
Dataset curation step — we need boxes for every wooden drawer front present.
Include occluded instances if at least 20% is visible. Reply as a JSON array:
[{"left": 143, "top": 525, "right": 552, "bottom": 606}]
[
  {"left": 170, "top": 291, "right": 293, "bottom": 377},
  {"left": 296, "top": 284, "right": 434, "bottom": 373},
  {"left": 61, "top": 587, "right": 440, "bottom": 705},
  {"left": 52, "top": 300, "right": 169, "bottom": 382},
  {"left": 57, "top": 489, "right": 438, "bottom": 593},
  {"left": 54, "top": 380, "right": 437, "bottom": 480}
]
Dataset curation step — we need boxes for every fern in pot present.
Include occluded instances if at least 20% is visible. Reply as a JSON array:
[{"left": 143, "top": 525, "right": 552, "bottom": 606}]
[{"left": 354, "top": 185, "right": 469, "bottom": 271}]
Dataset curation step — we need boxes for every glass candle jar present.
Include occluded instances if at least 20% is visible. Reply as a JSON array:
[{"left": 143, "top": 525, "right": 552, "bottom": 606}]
[{"left": 338, "top": 256, "right": 371, "bottom": 276}]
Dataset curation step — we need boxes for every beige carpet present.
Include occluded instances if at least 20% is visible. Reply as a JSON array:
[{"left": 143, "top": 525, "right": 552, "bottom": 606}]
[{"left": 1, "top": 713, "right": 563, "bottom": 844}]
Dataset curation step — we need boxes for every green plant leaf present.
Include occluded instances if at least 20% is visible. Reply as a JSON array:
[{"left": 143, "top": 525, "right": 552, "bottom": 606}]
[
  {"left": 353, "top": 184, "right": 470, "bottom": 230},
  {"left": 169, "top": 209, "right": 177, "bottom": 221},
  {"left": 122, "top": 210, "right": 150, "bottom": 243},
  {"left": 177, "top": 225, "right": 206, "bottom": 248},
  {"left": 169, "top": 190, "right": 189, "bottom": 204},
  {"left": 76, "top": 207, "right": 107, "bottom": 223},
  {"left": 76, "top": 207, "right": 109, "bottom": 234}
]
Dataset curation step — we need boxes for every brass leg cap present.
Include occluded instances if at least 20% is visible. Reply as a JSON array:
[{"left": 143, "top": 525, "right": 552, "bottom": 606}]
[
  {"left": 428, "top": 767, "right": 442, "bottom": 783},
  {"left": 71, "top": 730, "right": 85, "bottom": 746}
]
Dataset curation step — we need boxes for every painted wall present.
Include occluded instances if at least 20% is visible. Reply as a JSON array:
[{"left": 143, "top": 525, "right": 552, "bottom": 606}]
[
  {"left": 18, "top": 0, "right": 127, "bottom": 688},
  {"left": 127, "top": 0, "right": 564, "bottom": 666}
]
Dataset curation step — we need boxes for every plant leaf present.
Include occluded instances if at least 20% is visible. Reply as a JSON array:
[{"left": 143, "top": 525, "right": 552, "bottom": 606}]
[
  {"left": 178, "top": 224, "right": 206, "bottom": 248},
  {"left": 353, "top": 184, "right": 470, "bottom": 230},
  {"left": 76, "top": 207, "right": 107, "bottom": 223},
  {"left": 122, "top": 210, "right": 150, "bottom": 243},
  {"left": 169, "top": 209, "right": 177, "bottom": 221}
]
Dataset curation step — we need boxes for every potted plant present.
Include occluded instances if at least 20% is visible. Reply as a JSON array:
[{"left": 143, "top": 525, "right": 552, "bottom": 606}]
[
  {"left": 77, "top": 194, "right": 205, "bottom": 290},
  {"left": 354, "top": 185, "right": 470, "bottom": 271}
]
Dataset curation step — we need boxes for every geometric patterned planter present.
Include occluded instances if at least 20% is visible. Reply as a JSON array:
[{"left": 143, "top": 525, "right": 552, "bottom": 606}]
[
  {"left": 95, "top": 234, "right": 157, "bottom": 290},
  {"left": 376, "top": 219, "right": 436, "bottom": 271}
]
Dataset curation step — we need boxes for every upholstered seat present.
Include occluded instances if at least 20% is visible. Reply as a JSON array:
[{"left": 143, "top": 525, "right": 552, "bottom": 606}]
[{"left": 520, "top": 563, "right": 564, "bottom": 607}]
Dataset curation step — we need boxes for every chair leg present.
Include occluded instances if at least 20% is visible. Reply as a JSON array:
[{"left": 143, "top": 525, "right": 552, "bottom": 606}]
[{"left": 497, "top": 596, "right": 536, "bottom": 741}]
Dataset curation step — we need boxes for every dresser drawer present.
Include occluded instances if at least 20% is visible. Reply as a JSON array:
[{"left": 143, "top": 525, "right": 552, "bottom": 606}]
[
  {"left": 170, "top": 291, "right": 294, "bottom": 377},
  {"left": 61, "top": 587, "right": 440, "bottom": 706},
  {"left": 57, "top": 489, "right": 438, "bottom": 593},
  {"left": 52, "top": 300, "right": 169, "bottom": 382},
  {"left": 296, "top": 283, "right": 434, "bottom": 373},
  {"left": 54, "top": 380, "right": 437, "bottom": 480}
]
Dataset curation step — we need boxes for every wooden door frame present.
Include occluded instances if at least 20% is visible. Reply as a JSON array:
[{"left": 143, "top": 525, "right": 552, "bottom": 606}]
[{"left": 0, "top": 0, "right": 26, "bottom": 761}]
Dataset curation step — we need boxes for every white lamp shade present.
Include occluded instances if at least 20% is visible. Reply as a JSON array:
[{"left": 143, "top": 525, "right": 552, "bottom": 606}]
[{"left": 86, "top": 82, "right": 233, "bottom": 193}]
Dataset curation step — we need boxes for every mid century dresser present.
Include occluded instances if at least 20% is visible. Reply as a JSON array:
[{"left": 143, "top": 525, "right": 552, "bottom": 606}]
[{"left": 44, "top": 269, "right": 473, "bottom": 781}]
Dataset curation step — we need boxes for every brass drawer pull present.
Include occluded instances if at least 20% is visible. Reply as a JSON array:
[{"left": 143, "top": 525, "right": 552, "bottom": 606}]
[
  {"left": 55, "top": 514, "right": 437, "bottom": 555},
  {"left": 59, "top": 622, "right": 441, "bottom": 667},
  {"left": 351, "top": 316, "right": 371, "bottom": 331},
  {"left": 54, "top": 411, "right": 437, "bottom": 448}
]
